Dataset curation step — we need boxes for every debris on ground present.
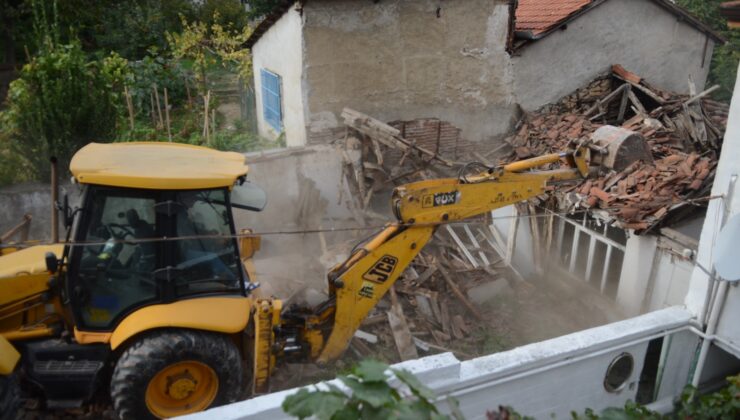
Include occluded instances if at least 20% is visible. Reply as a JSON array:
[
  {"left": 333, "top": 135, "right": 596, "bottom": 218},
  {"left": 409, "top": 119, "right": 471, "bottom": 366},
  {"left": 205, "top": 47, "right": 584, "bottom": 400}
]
[{"left": 333, "top": 64, "right": 729, "bottom": 362}]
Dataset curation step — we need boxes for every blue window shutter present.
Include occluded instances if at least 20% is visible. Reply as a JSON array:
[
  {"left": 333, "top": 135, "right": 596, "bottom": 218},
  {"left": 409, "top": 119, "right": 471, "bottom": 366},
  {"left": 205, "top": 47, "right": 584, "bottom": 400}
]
[{"left": 261, "top": 69, "right": 283, "bottom": 132}]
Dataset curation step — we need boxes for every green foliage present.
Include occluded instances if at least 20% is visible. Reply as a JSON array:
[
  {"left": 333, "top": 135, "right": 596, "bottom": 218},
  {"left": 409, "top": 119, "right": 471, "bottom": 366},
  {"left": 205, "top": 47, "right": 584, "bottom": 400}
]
[
  {"left": 243, "top": 0, "right": 285, "bottom": 19},
  {"left": 94, "top": 0, "right": 197, "bottom": 60},
  {"left": 569, "top": 374, "right": 740, "bottom": 420},
  {"left": 167, "top": 12, "right": 253, "bottom": 95},
  {"left": 125, "top": 48, "right": 190, "bottom": 112},
  {"left": 282, "top": 360, "right": 452, "bottom": 420},
  {"left": 676, "top": 0, "right": 739, "bottom": 101},
  {"left": 0, "top": 2, "right": 124, "bottom": 182},
  {"left": 674, "top": 374, "right": 740, "bottom": 419}
]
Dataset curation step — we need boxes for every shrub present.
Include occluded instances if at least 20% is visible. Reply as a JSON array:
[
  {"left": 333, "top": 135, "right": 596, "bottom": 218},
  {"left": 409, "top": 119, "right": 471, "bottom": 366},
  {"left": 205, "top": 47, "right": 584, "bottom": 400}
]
[
  {"left": 282, "top": 360, "right": 459, "bottom": 420},
  {"left": 0, "top": 39, "right": 126, "bottom": 181}
]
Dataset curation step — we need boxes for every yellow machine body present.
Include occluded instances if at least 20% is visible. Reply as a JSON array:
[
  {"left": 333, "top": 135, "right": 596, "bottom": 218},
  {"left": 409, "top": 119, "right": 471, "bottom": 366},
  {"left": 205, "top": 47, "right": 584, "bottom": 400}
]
[
  {"left": 70, "top": 142, "right": 249, "bottom": 190},
  {"left": 0, "top": 139, "right": 623, "bottom": 419}
]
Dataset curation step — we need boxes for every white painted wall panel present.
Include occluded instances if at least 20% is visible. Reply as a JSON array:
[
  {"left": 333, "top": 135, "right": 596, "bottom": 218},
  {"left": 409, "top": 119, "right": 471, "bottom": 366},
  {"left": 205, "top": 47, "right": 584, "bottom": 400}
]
[
  {"left": 252, "top": 7, "right": 307, "bottom": 146},
  {"left": 685, "top": 64, "right": 740, "bottom": 356}
]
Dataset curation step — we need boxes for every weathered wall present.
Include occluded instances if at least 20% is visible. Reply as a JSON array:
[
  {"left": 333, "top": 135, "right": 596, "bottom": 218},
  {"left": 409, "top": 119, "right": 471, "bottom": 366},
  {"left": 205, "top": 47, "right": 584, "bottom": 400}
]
[
  {"left": 0, "top": 183, "right": 82, "bottom": 242},
  {"left": 234, "top": 146, "right": 366, "bottom": 298},
  {"left": 253, "top": 7, "right": 307, "bottom": 147},
  {"left": 513, "top": 0, "right": 715, "bottom": 111},
  {"left": 301, "top": 0, "right": 518, "bottom": 144}
]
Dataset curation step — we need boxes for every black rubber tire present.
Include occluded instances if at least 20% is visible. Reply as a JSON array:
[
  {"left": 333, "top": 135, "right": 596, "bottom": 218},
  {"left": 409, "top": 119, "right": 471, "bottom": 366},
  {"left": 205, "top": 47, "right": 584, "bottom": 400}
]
[
  {"left": 0, "top": 373, "right": 20, "bottom": 420},
  {"left": 110, "top": 329, "right": 242, "bottom": 420}
]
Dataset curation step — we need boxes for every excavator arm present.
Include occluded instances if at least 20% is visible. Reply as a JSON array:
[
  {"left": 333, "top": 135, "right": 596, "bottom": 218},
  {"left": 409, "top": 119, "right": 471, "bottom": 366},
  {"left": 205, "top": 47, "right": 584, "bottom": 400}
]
[{"left": 312, "top": 146, "right": 594, "bottom": 362}]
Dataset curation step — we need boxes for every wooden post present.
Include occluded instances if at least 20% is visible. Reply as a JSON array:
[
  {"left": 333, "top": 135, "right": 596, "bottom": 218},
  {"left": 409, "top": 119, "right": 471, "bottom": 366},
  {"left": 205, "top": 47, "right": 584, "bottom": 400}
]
[
  {"left": 185, "top": 79, "right": 193, "bottom": 108},
  {"left": 150, "top": 91, "right": 156, "bottom": 128},
  {"left": 528, "top": 203, "right": 543, "bottom": 276},
  {"left": 211, "top": 108, "right": 217, "bottom": 139},
  {"left": 153, "top": 85, "right": 164, "bottom": 129},
  {"left": 203, "top": 91, "right": 211, "bottom": 144},
  {"left": 124, "top": 86, "right": 135, "bottom": 132},
  {"left": 164, "top": 87, "right": 172, "bottom": 142}
]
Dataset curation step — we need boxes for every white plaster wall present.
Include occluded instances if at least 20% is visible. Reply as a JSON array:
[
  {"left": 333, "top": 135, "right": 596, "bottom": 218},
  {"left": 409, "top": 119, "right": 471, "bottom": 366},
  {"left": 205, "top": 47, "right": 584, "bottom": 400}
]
[
  {"left": 252, "top": 7, "right": 307, "bottom": 147},
  {"left": 616, "top": 233, "right": 658, "bottom": 317},
  {"left": 513, "top": 0, "right": 715, "bottom": 111},
  {"left": 685, "top": 64, "right": 740, "bottom": 351},
  {"left": 179, "top": 307, "right": 694, "bottom": 420},
  {"left": 643, "top": 248, "right": 693, "bottom": 313},
  {"left": 491, "top": 206, "right": 536, "bottom": 279}
]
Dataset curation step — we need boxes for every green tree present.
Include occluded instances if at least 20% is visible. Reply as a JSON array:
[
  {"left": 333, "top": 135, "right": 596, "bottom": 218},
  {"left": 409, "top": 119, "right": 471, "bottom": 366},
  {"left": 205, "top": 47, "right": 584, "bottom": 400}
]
[
  {"left": 0, "top": 1, "right": 128, "bottom": 181},
  {"left": 167, "top": 12, "right": 253, "bottom": 95},
  {"left": 243, "top": 0, "right": 285, "bottom": 19},
  {"left": 677, "top": 0, "right": 740, "bottom": 101}
]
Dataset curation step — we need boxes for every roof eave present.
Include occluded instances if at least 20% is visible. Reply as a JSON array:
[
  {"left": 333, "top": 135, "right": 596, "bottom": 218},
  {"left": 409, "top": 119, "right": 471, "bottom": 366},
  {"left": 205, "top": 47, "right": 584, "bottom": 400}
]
[
  {"left": 514, "top": 0, "right": 727, "bottom": 50},
  {"left": 244, "top": 1, "right": 301, "bottom": 49}
]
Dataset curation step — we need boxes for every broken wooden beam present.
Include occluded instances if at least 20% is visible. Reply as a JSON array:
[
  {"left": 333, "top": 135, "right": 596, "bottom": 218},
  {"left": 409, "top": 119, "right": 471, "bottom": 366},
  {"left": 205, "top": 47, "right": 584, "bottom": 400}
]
[
  {"left": 341, "top": 108, "right": 454, "bottom": 167},
  {"left": 387, "top": 287, "right": 419, "bottom": 360}
]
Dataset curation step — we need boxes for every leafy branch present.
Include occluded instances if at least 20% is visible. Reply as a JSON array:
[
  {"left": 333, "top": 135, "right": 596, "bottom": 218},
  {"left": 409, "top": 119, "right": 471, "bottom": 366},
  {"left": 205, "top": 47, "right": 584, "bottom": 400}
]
[{"left": 282, "top": 360, "right": 461, "bottom": 420}]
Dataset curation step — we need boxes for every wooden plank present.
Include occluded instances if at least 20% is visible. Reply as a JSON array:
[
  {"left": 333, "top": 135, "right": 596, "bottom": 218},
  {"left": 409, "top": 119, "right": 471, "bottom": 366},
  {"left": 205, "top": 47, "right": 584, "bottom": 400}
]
[
  {"left": 415, "top": 266, "right": 438, "bottom": 287},
  {"left": 387, "top": 287, "right": 419, "bottom": 361},
  {"left": 505, "top": 208, "right": 519, "bottom": 266},
  {"left": 684, "top": 85, "right": 720, "bottom": 106},
  {"left": 585, "top": 83, "right": 629, "bottom": 116},
  {"left": 438, "top": 262, "right": 485, "bottom": 321},
  {"left": 600, "top": 246, "right": 613, "bottom": 294},
  {"left": 528, "top": 204, "right": 543, "bottom": 275},
  {"left": 440, "top": 300, "right": 452, "bottom": 335},
  {"left": 446, "top": 225, "right": 479, "bottom": 268},
  {"left": 342, "top": 108, "right": 453, "bottom": 167},
  {"left": 463, "top": 224, "right": 490, "bottom": 265},
  {"left": 617, "top": 85, "right": 630, "bottom": 123},
  {"left": 627, "top": 89, "right": 647, "bottom": 116}
]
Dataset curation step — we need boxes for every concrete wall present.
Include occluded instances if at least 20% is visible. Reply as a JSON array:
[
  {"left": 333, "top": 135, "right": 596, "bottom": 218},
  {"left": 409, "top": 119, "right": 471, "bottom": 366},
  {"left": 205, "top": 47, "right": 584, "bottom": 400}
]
[
  {"left": 0, "top": 182, "right": 82, "bottom": 242},
  {"left": 513, "top": 0, "right": 715, "bottom": 111},
  {"left": 180, "top": 307, "right": 695, "bottom": 420},
  {"left": 301, "top": 0, "right": 518, "bottom": 144},
  {"left": 253, "top": 7, "right": 307, "bottom": 147}
]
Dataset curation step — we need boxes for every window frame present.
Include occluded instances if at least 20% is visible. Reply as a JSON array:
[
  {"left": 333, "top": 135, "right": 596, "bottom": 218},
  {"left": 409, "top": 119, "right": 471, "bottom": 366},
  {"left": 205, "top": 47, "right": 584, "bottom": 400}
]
[
  {"left": 65, "top": 185, "right": 247, "bottom": 332},
  {"left": 260, "top": 68, "right": 283, "bottom": 132}
]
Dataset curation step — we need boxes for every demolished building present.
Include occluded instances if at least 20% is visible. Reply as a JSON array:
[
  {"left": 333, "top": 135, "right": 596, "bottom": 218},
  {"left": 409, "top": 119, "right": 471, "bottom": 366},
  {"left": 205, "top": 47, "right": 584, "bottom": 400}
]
[{"left": 245, "top": 0, "right": 724, "bottom": 147}]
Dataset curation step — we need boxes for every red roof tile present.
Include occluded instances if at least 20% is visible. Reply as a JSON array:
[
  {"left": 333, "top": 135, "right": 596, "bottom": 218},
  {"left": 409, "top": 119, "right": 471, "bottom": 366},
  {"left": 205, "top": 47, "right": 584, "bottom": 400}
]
[{"left": 515, "top": 0, "right": 593, "bottom": 35}]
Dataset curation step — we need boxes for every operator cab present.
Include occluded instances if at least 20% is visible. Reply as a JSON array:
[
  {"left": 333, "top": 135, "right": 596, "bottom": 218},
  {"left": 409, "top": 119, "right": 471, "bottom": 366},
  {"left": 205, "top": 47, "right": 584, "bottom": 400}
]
[{"left": 62, "top": 142, "right": 266, "bottom": 331}]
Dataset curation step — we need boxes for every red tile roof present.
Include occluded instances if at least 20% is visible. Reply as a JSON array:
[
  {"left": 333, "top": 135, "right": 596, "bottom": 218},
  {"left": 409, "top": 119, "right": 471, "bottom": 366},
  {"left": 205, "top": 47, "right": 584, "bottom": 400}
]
[{"left": 515, "top": 0, "right": 592, "bottom": 35}]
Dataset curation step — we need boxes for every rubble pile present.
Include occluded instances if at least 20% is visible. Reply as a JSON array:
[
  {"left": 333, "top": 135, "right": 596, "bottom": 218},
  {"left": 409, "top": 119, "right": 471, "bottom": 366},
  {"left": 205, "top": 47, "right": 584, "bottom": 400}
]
[
  {"left": 336, "top": 65, "right": 730, "bottom": 361},
  {"left": 503, "top": 65, "right": 729, "bottom": 231},
  {"left": 340, "top": 108, "right": 518, "bottom": 361}
]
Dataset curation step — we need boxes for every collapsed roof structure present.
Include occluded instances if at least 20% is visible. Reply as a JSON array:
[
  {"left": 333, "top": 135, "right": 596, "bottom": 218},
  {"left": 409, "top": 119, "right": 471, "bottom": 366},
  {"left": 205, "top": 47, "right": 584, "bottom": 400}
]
[{"left": 500, "top": 65, "right": 729, "bottom": 233}]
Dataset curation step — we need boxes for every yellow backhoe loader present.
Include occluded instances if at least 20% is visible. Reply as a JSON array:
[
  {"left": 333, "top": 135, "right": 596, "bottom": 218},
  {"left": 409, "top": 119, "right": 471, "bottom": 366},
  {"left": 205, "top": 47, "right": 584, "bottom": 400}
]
[{"left": 0, "top": 135, "right": 641, "bottom": 419}]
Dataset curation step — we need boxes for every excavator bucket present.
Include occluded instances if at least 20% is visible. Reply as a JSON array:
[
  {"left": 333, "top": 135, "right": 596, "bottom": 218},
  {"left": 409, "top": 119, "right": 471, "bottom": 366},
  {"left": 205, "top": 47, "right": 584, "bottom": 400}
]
[{"left": 590, "top": 125, "right": 653, "bottom": 171}]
